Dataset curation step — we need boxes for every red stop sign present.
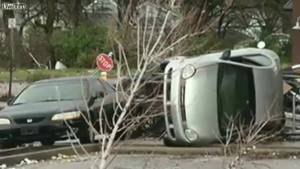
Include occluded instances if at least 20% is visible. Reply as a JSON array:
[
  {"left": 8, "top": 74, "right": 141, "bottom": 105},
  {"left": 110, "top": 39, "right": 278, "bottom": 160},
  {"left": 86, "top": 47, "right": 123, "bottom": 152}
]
[{"left": 96, "top": 53, "right": 114, "bottom": 72}]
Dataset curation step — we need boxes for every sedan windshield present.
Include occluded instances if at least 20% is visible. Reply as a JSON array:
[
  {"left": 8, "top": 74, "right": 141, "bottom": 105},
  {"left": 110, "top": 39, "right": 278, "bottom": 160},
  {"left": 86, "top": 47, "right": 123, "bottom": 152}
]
[{"left": 13, "top": 81, "right": 88, "bottom": 105}]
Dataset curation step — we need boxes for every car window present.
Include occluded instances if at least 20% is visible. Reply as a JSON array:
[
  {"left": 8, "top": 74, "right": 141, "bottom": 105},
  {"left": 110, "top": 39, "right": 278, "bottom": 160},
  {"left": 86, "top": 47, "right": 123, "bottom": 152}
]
[
  {"left": 229, "top": 55, "right": 272, "bottom": 66},
  {"left": 93, "top": 79, "right": 115, "bottom": 94},
  {"left": 13, "top": 81, "right": 88, "bottom": 105},
  {"left": 217, "top": 63, "right": 255, "bottom": 136}
]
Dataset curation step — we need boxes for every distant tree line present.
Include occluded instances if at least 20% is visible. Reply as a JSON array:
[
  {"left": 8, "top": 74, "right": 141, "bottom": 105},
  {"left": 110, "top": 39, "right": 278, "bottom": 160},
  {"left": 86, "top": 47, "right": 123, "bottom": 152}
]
[{"left": 0, "top": 0, "right": 292, "bottom": 69}]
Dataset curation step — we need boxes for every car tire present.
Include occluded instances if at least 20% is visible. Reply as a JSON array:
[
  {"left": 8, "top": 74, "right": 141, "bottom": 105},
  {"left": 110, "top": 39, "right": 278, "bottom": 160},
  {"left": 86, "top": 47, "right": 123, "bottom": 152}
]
[
  {"left": 0, "top": 142, "right": 17, "bottom": 149},
  {"left": 163, "top": 135, "right": 179, "bottom": 147},
  {"left": 41, "top": 140, "right": 55, "bottom": 146},
  {"left": 80, "top": 127, "right": 95, "bottom": 144}
]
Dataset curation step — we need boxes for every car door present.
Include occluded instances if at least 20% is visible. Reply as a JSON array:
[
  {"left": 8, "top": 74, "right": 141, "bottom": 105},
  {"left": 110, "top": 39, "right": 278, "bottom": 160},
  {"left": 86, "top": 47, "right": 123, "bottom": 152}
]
[{"left": 89, "top": 78, "right": 117, "bottom": 133}]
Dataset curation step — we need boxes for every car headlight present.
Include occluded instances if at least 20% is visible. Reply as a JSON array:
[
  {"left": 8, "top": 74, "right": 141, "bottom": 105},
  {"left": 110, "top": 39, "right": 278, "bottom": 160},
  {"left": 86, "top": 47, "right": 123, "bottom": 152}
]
[
  {"left": 0, "top": 118, "right": 11, "bottom": 125},
  {"left": 51, "top": 111, "right": 81, "bottom": 121},
  {"left": 182, "top": 64, "right": 196, "bottom": 79},
  {"left": 184, "top": 128, "right": 198, "bottom": 142}
]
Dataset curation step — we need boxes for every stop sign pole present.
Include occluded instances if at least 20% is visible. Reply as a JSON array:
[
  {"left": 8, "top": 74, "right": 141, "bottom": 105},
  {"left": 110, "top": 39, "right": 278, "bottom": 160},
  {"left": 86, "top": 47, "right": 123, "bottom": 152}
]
[
  {"left": 8, "top": 18, "right": 16, "bottom": 98},
  {"left": 2, "top": 2, "right": 26, "bottom": 97}
]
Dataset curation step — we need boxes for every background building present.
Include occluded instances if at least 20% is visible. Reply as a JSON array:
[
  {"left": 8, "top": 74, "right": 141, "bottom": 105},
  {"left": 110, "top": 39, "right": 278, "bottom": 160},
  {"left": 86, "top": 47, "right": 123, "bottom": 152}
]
[{"left": 285, "top": 0, "right": 300, "bottom": 63}]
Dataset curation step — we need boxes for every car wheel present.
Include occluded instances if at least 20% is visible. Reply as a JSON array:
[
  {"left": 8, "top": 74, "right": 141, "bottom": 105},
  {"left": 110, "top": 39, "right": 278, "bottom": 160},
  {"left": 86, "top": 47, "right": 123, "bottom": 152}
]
[
  {"left": 0, "top": 142, "right": 17, "bottom": 149},
  {"left": 80, "top": 127, "right": 95, "bottom": 144},
  {"left": 41, "top": 140, "right": 55, "bottom": 146},
  {"left": 163, "top": 135, "right": 179, "bottom": 147}
]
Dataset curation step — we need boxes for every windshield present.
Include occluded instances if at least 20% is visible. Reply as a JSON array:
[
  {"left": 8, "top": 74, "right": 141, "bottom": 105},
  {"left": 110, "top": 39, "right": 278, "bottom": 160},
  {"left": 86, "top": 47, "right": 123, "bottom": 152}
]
[
  {"left": 217, "top": 63, "right": 255, "bottom": 136},
  {"left": 13, "top": 81, "right": 88, "bottom": 105}
]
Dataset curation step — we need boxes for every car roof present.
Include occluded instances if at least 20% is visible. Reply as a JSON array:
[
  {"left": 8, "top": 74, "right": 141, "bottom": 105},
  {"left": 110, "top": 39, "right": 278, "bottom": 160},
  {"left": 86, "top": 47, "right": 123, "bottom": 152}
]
[
  {"left": 166, "top": 48, "right": 279, "bottom": 68},
  {"left": 34, "top": 76, "right": 97, "bottom": 84},
  {"left": 33, "top": 76, "right": 121, "bottom": 90},
  {"left": 187, "top": 48, "right": 279, "bottom": 63}
]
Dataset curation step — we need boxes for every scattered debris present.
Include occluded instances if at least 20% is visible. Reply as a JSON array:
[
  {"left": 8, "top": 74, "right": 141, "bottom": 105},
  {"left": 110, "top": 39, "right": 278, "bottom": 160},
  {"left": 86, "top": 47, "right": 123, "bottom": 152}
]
[
  {"left": 51, "top": 153, "right": 70, "bottom": 160},
  {"left": 55, "top": 61, "right": 67, "bottom": 70},
  {"left": 227, "top": 156, "right": 243, "bottom": 169},
  {"left": 0, "top": 164, "right": 7, "bottom": 169},
  {"left": 16, "top": 158, "right": 38, "bottom": 167}
]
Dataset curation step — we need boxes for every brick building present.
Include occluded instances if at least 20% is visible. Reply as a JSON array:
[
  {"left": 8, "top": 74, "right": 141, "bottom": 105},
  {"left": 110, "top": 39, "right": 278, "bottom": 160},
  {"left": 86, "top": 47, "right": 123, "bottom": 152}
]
[{"left": 285, "top": 0, "right": 300, "bottom": 63}]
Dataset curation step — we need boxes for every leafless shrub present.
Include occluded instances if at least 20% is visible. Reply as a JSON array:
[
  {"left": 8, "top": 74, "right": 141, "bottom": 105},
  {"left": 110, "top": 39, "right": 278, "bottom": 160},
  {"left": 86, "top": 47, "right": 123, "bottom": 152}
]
[
  {"left": 62, "top": 1, "right": 239, "bottom": 168},
  {"left": 219, "top": 110, "right": 284, "bottom": 169}
]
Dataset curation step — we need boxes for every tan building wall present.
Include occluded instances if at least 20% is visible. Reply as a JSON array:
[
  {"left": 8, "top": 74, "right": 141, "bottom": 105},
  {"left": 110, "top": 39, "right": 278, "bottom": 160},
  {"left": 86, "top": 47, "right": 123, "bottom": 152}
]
[{"left": 293, "top": 0, "right": 300, "bottom": 63}]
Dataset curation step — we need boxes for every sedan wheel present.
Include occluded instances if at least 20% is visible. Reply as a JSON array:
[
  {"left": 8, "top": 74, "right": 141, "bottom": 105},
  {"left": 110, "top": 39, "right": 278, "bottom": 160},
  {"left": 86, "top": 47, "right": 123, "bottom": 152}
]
[
  {"left": 0, "top": 142, "right": 17, "bottom": 149},
  {"left": 41, "top": 140, "right": 55, "bottom": 146},
  {"left": 80, "top": 127, "right": 95, "bottom": 144}
]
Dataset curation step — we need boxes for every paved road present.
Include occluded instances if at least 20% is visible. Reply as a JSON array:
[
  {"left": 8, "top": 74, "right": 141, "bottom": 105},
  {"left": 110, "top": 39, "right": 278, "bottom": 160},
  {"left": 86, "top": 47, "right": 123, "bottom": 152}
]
[
  {"left": 10, "top": 154, "right": 300, "bottom": 169},
  {"left": 2, "top": 138, "right": 300, "bottom": 169}
]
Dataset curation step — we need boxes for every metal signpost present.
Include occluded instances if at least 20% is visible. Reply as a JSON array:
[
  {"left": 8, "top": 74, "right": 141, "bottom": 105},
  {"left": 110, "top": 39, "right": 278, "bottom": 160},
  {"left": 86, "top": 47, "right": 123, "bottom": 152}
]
[
  {"left": 8, "top": 18, "right": 16, "bottom": 97},
  {"left": 1, "top": 2, "right": 26, "bottom": 97}
]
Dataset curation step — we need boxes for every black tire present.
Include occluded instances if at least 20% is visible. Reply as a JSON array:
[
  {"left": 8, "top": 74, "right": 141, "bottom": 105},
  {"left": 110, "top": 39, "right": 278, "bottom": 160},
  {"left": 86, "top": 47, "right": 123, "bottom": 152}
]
[
  {"left": 0, "top": 142, "right": 17, "bottom": 149},
  {"left": 80, "top": 127, "right": 95, "bottom": 144},
  {"left": 163, "top": 135, "right": 180, "bottom": 147},
  {"left": 41, "top": 140, "right": 55, "bottom": 146}
]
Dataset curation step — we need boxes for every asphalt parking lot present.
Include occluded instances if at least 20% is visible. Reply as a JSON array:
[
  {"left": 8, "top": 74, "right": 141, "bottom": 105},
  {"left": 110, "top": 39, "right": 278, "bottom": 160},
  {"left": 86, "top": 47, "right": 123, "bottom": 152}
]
[{"left": 2, "top": 138, "right": 300, "bottom": 168}]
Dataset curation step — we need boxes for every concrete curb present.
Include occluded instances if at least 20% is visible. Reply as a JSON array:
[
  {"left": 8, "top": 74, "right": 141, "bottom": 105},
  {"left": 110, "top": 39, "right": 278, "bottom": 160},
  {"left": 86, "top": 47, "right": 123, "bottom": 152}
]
[
  {"left": 113, "top": 145, "right": 300, "bottom": 157},
  {"left": 0, "top": 145, "right": 66, "bottom": 157},
  {"left": 0, "top": 144, "right": 100, "bottom": 166},
  {"left": 2, "top": 144, "right": 300, "bottom": 166}
]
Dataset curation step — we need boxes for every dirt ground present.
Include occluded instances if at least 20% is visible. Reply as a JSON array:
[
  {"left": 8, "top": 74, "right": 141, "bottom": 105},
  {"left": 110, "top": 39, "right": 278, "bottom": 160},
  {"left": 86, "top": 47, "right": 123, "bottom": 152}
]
[{"left": 10, "top": 154, "right": 300, "bottom": 169}]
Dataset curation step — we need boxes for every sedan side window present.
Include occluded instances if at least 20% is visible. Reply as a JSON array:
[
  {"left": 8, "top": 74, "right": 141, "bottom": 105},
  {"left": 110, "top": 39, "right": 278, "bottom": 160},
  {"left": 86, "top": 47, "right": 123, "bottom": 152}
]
[{"left": 91, "top": 79, "right": 114, "bottom": 97}]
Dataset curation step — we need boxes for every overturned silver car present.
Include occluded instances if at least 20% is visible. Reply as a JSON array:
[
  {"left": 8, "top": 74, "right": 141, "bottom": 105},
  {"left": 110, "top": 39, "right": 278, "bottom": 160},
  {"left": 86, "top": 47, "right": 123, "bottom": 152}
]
[{"left": 163, "top": 48, "right": 284, "bottom": 146}]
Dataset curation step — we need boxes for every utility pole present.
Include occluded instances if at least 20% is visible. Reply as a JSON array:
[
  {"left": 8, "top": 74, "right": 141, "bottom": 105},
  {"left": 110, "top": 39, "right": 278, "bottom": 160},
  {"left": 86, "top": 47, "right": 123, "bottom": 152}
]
[
  {"left": 1, "top": 2, "right": 26, "bottom": 97},
  {"left": 8, "top": 18, "right": 15, "bottom": 98}
]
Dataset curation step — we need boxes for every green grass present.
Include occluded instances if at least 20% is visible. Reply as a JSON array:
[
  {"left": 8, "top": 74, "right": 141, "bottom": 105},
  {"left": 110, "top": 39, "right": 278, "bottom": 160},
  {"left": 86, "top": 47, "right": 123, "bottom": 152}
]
[{"left": 0, "top": 68, "right": 117, "bottom": 82}]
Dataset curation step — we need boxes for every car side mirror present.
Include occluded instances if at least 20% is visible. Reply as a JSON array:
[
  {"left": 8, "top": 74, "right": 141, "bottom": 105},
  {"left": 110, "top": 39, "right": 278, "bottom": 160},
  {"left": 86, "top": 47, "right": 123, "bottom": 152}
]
[
  {"left": 220, "top": 49, "right": 231, "bottom": 60},
  {"left": 7, "top": 96, "right": 15, "bottom": 106}
]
